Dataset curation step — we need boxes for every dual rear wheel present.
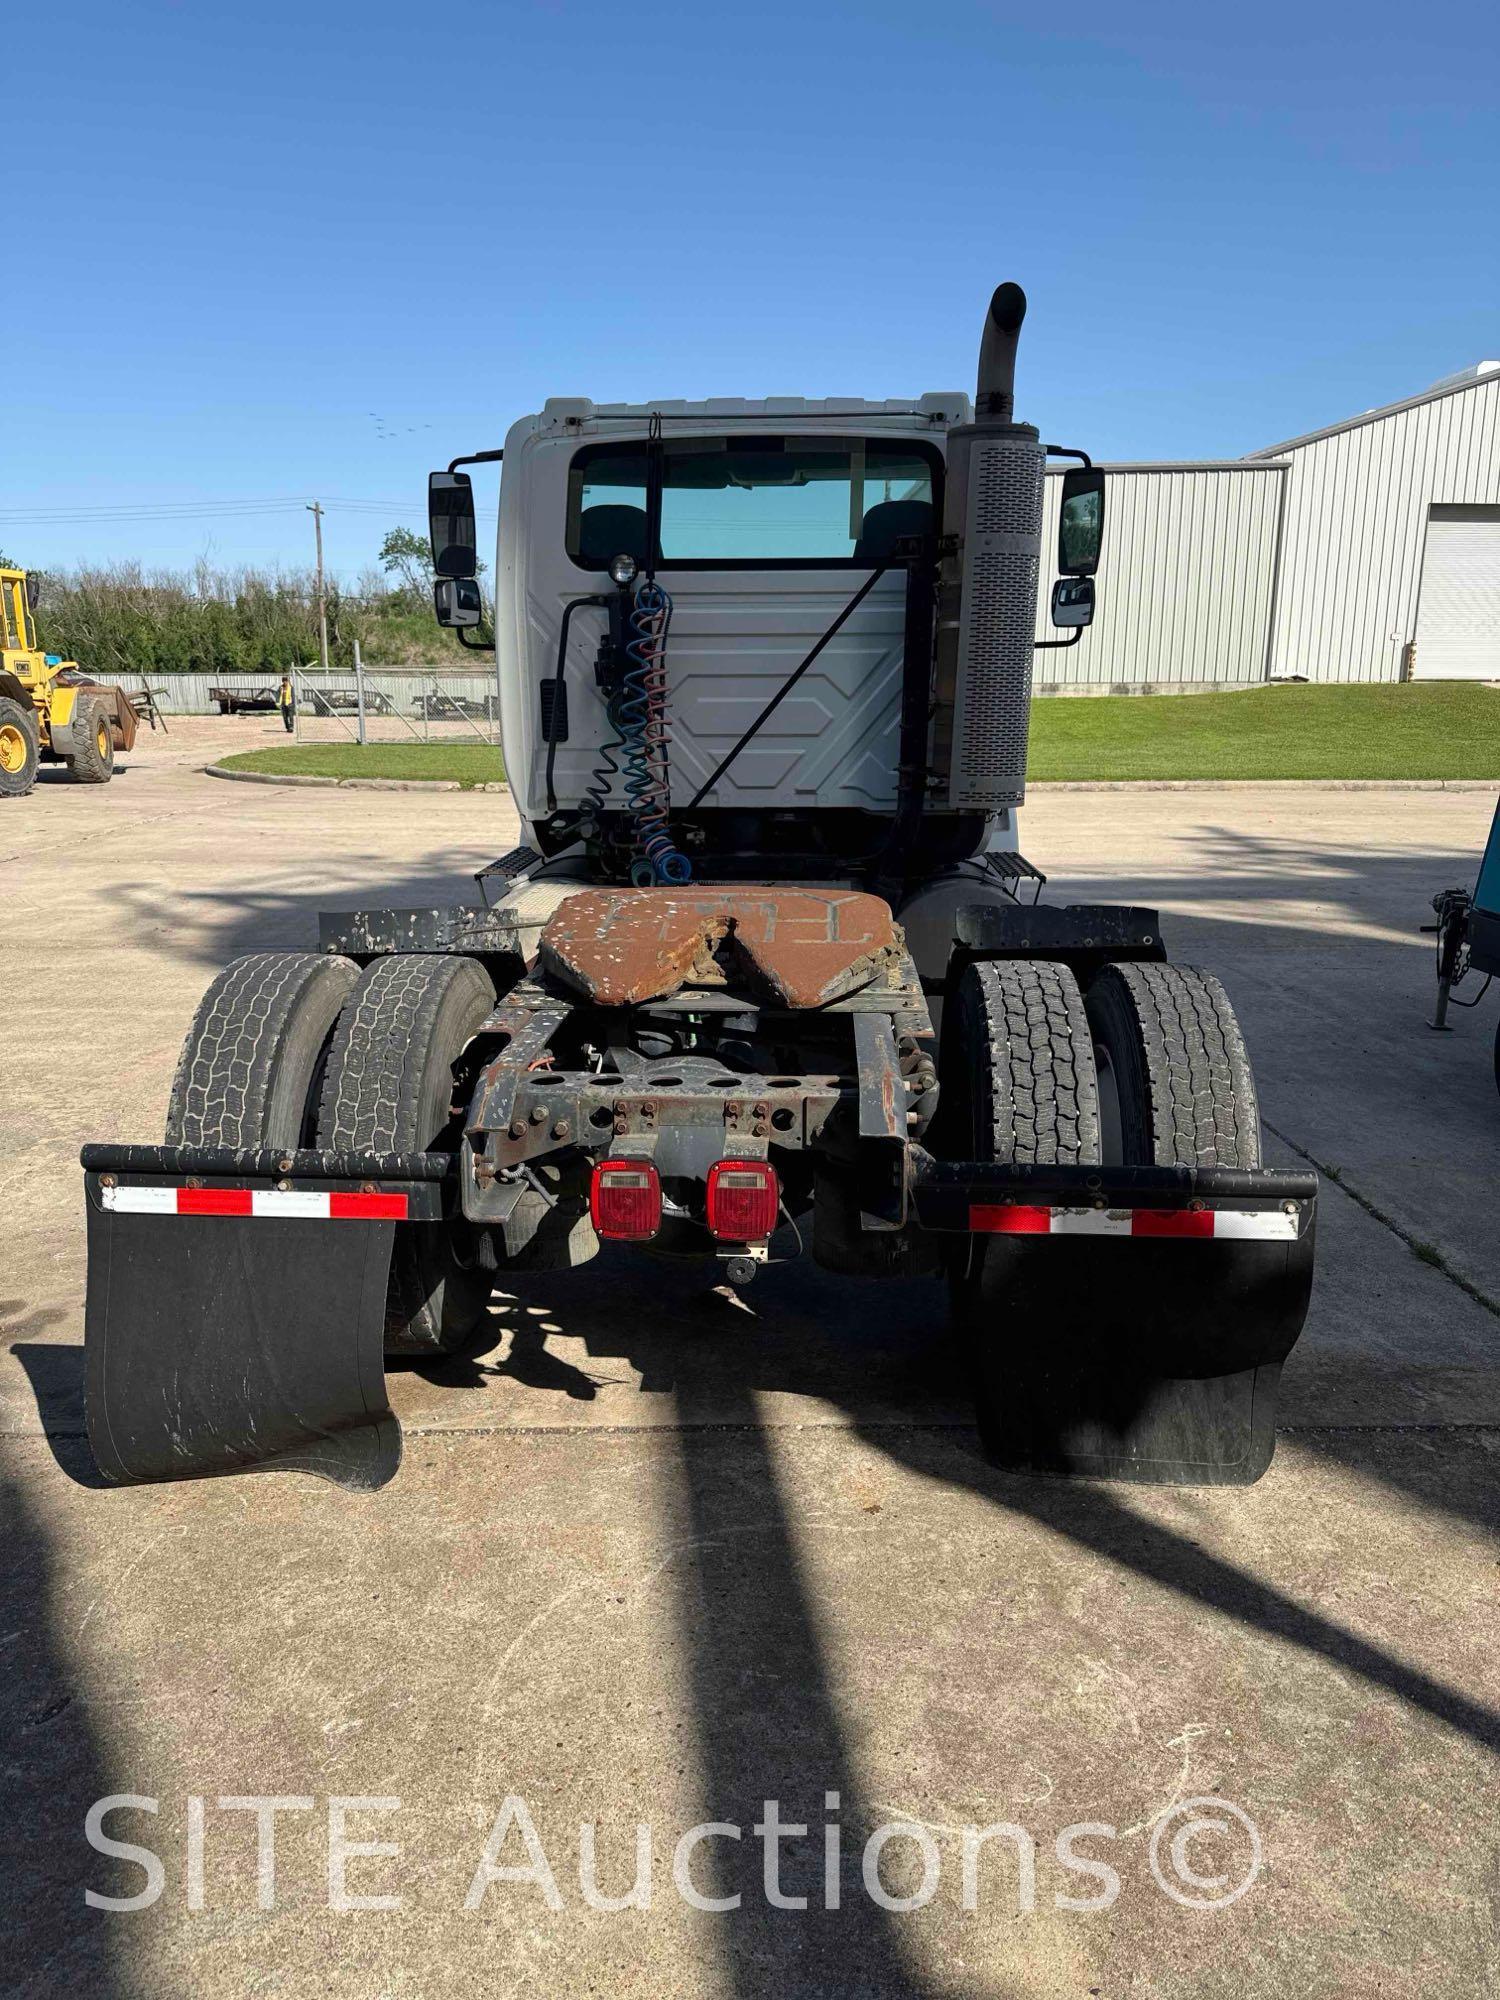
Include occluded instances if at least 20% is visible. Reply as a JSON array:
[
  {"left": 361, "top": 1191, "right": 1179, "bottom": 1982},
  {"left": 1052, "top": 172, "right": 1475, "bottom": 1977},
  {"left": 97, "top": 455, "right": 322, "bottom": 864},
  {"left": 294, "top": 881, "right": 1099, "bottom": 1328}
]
[
  {"left": 166, "top": 949, "right": 496, "bottom": 1355},
  {"left": 945, "top": 956, "right": 1263, "bottom": 1453},
  {"left": 944, "top": 955, "right": 1261, "bottom": 1181}
]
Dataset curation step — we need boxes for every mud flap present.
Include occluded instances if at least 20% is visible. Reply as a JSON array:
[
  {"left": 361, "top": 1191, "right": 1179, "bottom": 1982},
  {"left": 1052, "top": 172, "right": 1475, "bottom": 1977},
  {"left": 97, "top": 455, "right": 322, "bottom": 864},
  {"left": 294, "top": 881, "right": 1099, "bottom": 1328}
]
[
  {"left": 911, "top": 1156, "right": 1318, "bottom": 1486},
  {"left": 82, "top": 1145, "right": 451, "bottom": 1489}
]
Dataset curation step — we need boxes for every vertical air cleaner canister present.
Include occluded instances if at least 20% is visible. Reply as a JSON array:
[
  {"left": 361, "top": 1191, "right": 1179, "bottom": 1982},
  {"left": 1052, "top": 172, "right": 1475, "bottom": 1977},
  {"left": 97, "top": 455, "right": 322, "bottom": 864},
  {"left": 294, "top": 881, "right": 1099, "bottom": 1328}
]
[{"left": 931, "top": 283, "right": 1046, "bottom": 812}]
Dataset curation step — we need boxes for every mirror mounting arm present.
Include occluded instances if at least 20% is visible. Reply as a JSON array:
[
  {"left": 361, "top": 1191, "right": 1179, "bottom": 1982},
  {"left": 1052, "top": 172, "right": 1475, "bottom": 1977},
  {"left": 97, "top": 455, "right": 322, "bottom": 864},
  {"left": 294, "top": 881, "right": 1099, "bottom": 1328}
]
[
  {"left": 1035, "top": 627, "right": 1084, "bottom": 652},
  {"left": 446, "top": 448, "right": 504, "bottom": 474},
  {"left": 456, "top": 626, "right": 495, "bottom": 653},
  {"left": 1044, "top": 445, "right": 1093, "bottom": 468}
]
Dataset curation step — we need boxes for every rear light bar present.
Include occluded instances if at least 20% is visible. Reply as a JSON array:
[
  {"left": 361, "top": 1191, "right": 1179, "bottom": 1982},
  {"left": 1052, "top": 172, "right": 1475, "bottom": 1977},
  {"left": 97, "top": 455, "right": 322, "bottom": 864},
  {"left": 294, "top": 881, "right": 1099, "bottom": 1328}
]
[
  {"left": 590, "top": 1158, "right": 663, "bottom": 1241},
  {"left": 706, "top": 1159, "right": 779, "bottom": 1243}
]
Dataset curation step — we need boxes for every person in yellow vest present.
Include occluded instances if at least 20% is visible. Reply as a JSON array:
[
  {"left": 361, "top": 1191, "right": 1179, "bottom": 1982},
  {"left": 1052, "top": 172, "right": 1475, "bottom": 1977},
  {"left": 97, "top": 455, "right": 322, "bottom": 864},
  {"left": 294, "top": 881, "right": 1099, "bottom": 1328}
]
[{"left": 278, "top": 673, "right": 295, "bottom": 733}]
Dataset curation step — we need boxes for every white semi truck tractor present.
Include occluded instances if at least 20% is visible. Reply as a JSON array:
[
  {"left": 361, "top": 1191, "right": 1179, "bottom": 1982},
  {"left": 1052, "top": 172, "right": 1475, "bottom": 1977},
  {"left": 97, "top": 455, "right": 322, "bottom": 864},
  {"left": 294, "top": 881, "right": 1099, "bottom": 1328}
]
[{"left": 81, "top": 283, "right": 1317, "bottom": 1489}]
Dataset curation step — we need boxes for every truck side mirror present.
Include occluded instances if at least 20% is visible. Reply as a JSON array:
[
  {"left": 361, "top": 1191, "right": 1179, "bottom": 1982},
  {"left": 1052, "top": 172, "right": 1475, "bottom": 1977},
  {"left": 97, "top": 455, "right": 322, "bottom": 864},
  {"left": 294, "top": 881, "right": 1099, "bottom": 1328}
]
[
  {"left": 24, "top": 573, "right": 40, "bottom": 612},
  {"left": 429, "top": 470, "right": 478, "bottom": 580},
  {"left": 433, "top": 576, "right": 484, "bottom": 629},
  {"left": 1057, "top": 467, "right": 1105, "bottom": 576},
  {"left": 1050, "top": 574, "right": 1095, "bottom": 629}
]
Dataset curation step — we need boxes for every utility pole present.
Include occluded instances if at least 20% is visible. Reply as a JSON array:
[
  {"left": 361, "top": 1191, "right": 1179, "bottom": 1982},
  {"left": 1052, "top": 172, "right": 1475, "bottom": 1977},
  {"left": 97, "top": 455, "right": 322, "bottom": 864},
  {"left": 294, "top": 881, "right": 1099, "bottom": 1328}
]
[{"left": 307, "top": 501, "right": 330, "bottom": 678}]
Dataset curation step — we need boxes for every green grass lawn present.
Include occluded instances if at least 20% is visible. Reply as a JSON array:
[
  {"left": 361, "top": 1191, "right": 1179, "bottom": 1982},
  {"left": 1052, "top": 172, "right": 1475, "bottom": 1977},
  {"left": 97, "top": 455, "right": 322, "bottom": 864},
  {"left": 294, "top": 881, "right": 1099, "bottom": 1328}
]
[
  {"left": 1027, "top": 682, "right": 1500, "bottom": 781},
  {"left": 217, "top": 684, "right": 1500, "bottom": 788},
  {"left": 219, "top": 741, "right": 506, "bottom": 787}
]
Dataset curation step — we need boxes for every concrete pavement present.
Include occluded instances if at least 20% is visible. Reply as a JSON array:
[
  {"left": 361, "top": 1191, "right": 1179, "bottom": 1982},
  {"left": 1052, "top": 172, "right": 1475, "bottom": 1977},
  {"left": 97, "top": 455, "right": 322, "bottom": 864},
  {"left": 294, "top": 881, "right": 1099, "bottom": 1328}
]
[{"left": 3, "top": 719, "right": 1497, "bottom": 1996}]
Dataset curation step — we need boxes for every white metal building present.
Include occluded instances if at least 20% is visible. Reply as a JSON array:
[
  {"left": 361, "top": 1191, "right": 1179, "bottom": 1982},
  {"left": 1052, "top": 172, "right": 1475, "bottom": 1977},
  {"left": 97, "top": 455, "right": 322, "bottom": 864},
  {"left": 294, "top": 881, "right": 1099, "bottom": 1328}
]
[{"left": 1035, "top": 361, "right": 1500, "bottom": 687}]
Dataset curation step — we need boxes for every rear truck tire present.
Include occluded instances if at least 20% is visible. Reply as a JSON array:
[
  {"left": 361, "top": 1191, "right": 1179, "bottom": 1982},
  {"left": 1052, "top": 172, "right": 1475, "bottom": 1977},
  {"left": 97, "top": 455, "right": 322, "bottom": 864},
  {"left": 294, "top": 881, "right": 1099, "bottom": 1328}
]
[
  {"left": 945, "top": 961, "right": 1102, "bottom": 1460},
  {"left": 316, "top": 953, "right": 496, "bottom": 1356},
  {"left": 1085, "top": 962, "right": 1260, "bottom": 1168},
  {"left": 66, "top": 693, "right": 116, "bottom": 783},
  {"left": 165, "top": 950, "right": 361, "bottom": 1150},
  {"left": 0, "top": 698, "right": 39, "bottom": 797},
  {"left": 946, "top": 958, "right": 1102, "bottom": 1170}
]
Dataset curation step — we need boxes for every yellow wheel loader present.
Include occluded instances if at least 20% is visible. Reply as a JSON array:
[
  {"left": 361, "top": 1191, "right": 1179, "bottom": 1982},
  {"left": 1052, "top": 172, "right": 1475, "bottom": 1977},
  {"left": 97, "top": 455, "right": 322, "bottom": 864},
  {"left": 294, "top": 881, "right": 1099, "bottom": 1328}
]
[{"left": 0, "top": 566, "right": 138, "bottom": 797}]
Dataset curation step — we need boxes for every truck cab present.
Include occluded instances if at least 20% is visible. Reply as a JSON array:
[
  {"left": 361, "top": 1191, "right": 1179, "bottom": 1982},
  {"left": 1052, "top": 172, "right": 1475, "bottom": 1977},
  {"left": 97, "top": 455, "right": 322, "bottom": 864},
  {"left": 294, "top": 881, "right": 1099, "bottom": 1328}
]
[{"left": 437, "top": 389, "right": 1082, "bottom": 988}]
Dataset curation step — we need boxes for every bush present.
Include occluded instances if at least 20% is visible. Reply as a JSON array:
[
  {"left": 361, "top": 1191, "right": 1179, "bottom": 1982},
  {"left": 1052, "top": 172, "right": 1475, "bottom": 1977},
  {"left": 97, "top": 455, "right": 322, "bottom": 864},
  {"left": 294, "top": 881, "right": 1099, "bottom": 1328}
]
[{"left": 30, "top": 559, "right": 476, "bottom": 674}]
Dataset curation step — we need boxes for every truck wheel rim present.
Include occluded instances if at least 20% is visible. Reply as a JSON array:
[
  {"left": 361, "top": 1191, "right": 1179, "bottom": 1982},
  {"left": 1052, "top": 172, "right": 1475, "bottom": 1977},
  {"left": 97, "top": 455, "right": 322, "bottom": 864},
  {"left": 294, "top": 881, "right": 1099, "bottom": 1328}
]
[
  {"left": 0, "top": 723, "right": 26, "bottom": 773},
  {"left": 97, "top": 720, "right": 111, "bottom": 757}
]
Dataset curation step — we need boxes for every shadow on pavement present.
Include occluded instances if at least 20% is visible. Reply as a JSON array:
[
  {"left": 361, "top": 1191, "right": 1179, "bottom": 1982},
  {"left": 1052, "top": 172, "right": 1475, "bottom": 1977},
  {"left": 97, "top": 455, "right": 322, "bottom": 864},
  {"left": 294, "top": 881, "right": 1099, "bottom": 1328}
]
[
  {"left": 101, "top": 820, "right": 1491, "bottom": 976},
  {"left": 1, "top": 1451, "right": 143, "bottom": 1998},
  {"left": 664, "top": 1380, "right": 939, "bottom": 1994},
  {"left": 109, "top": 851, "right": 499, "bottom": 966},
  {"left": 476, "top": 1254, "right": 1500, "bottom": 1764},
  {"left": 8, "top": 1344, "right": 109, "bottom": 1488}
]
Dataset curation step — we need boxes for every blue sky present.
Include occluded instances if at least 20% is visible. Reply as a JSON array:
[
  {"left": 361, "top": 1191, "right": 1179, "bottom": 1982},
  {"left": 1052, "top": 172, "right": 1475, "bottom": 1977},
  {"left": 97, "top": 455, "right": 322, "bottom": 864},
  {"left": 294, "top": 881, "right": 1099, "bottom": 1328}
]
[{"left": 8, "top": 0, "right": 1498, "bottom": 581}]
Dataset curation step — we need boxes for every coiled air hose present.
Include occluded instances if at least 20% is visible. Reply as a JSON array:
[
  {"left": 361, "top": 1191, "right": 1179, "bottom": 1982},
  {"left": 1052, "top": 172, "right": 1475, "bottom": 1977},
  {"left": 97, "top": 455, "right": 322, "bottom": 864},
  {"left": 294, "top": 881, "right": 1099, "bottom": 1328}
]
[{"left": 618, "top": 580, "right": 692, "bottom": 886}]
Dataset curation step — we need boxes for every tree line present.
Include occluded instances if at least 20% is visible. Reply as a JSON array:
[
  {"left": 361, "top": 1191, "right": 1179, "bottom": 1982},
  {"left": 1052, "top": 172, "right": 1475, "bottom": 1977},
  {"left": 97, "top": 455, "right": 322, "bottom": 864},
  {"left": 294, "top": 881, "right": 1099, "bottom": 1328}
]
[{"left": 11, "top": 530, "right": 480, "bottom": 675}]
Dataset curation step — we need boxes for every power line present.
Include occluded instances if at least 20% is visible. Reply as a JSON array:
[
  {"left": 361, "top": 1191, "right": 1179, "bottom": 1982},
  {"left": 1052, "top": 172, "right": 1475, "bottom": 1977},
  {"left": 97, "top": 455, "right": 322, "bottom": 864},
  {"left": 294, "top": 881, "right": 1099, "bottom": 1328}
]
[{"left": 0, "top": 495, "right": 494, "bottom": 526}]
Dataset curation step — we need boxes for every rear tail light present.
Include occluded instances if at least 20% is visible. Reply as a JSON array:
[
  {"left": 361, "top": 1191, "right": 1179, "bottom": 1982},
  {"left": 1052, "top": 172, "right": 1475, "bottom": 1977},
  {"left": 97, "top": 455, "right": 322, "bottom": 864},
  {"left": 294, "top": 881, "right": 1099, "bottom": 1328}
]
[
  {"left": 706, "top": 1160, "right": 780, "bottom": 1242},
  {"left": 590, "top": 1159, "right": 662, "bottom": 1241}
]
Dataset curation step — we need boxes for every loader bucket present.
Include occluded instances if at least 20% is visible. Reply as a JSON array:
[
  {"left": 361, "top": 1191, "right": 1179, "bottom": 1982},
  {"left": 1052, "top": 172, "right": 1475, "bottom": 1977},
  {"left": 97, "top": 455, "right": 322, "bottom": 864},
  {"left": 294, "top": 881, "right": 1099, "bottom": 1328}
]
[
  {"left": 81, "top": 1145, "right": 451, "bottom": 1489},
  {"left": 912, "top": 1156, "right": 1318, "bottom": 1485}
]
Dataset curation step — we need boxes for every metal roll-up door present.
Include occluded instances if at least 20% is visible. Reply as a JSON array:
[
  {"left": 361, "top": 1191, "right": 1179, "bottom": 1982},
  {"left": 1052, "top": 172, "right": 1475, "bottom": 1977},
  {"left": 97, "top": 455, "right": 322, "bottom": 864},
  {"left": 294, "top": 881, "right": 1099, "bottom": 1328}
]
[{"left": 1413, "top": 506, "right": 1500, "bottom": 679}]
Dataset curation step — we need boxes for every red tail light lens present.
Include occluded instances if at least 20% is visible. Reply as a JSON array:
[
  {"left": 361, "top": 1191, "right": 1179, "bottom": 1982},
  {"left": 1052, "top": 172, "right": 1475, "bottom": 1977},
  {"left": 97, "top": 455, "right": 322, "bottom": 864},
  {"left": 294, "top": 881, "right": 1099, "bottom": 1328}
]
[
  {"left": 590, "top": 1159, "right": 662, "bottom": 1241},
  {"left": 705, "top": 1160, "right": 780, "bottom": 1242}
]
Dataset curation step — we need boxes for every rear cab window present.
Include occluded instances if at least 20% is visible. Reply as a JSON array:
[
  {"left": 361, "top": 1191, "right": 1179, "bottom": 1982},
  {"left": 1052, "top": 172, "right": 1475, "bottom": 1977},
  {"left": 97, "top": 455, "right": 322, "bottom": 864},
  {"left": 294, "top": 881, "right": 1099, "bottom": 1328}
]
[{"left": 566, "top": 435, "right": 941, "bottom": 571}]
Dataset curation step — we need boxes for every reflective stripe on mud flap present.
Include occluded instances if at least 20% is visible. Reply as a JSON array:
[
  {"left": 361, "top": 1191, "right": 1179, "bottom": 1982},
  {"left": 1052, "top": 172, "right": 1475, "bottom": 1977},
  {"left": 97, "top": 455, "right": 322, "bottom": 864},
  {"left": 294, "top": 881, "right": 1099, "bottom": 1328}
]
[
  {"left": 101, "top": 1186, "right": 409, "bottom": 1220},
  {"left": 968, "top": 1203, "right": 1298, "bottom": 1240}
]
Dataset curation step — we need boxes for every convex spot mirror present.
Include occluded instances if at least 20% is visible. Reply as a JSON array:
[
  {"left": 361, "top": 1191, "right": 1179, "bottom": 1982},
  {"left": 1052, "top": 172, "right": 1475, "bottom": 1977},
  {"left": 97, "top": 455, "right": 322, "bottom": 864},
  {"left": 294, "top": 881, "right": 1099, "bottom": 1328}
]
[
  {"left": 1050, "top": 574, "right": 1095, "bottom": 630},
  {"left": 434, "top": 576, "right": 484, "bottom": 629},
  {"left": 429, "top": 470, "right": 478, "bottom": 580},
  {"left": 1058, "top": 467, "right": 1105, "bottom": 577}
]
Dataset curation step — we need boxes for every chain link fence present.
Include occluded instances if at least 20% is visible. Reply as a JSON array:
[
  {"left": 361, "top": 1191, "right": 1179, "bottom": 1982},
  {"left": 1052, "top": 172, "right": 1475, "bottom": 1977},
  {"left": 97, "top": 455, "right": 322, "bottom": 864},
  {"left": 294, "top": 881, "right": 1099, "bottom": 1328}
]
[{"left": 288, "top": 649, "right": 503, "bottom": 746}]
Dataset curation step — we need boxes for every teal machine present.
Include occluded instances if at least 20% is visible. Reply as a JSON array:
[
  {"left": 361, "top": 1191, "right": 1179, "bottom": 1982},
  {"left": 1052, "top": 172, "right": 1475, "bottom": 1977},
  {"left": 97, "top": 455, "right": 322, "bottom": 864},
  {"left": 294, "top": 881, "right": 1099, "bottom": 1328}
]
[{"left": 1428, "top": 796, "right": 1500, "bottom": 1088}]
